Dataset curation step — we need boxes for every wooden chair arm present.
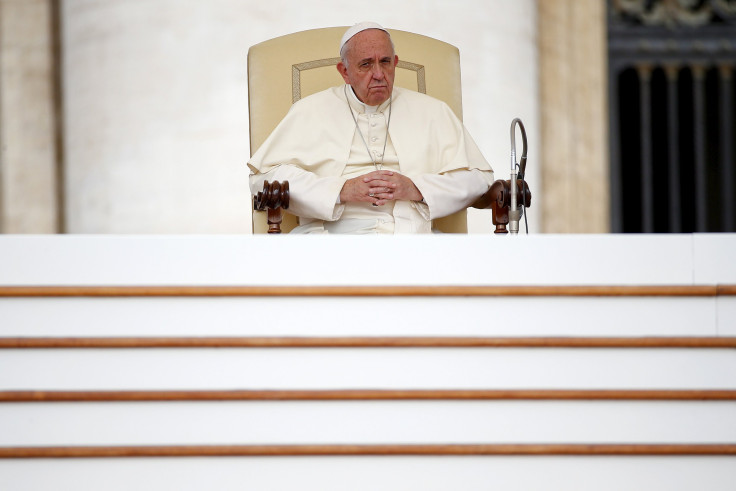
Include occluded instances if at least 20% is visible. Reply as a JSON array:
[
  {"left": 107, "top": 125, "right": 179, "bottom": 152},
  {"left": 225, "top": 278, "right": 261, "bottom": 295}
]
[
  {"left": 253, "top": 178, "right": 530, "bottom": 235},
  {"left": 472, "top": 179, "right": 531, "bottom": 234},
  {"left": 253, "top": 180, "right": 290, "bottom": 234}
]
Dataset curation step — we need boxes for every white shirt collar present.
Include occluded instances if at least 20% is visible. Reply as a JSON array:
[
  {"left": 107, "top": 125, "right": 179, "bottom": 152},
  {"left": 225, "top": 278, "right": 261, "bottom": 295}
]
[{"left": 347, "top": 85, "right": 391, "bottom": 114}]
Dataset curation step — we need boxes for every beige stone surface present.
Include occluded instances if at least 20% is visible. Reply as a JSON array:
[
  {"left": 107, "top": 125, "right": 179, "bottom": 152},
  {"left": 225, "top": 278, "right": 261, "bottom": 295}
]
[
  {"left": 538, "top": 0, "right": 609, "bottom": 233},
  {"left": 0, "top": 0, "right": 59, "bottom": 232}
]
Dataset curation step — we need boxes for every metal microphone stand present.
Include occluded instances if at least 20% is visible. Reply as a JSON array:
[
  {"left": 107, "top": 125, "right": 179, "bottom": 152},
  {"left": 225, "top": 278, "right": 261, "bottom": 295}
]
[{"left": 509, "top": 118, "right": 527, "bottom": 235}]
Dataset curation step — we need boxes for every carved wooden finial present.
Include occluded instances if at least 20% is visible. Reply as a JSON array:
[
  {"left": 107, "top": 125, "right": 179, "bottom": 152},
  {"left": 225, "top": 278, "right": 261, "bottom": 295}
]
[
  {"left": 472, "top": 179, "right": 531, "bottom": 234},
  {"left": 254, "top": 180, "right": 290, "bottom": 211},
  {"left": 253, "top": 181, "right": 290, "bottom": 234}
]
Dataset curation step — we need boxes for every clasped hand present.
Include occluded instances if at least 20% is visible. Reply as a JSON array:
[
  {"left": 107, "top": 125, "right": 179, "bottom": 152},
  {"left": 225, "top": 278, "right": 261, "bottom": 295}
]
[{"left": 339, "top": 170, "right": 423, "bottom": 206}]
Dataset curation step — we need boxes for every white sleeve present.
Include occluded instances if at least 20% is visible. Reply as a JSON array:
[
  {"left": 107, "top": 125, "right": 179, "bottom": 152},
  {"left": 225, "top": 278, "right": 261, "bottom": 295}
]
[
  {"left": 249, "top": 164, "right": 347, "bottom": 221},
  {"left": 411, "top": 168, "right": 494, "bottom": 220}
]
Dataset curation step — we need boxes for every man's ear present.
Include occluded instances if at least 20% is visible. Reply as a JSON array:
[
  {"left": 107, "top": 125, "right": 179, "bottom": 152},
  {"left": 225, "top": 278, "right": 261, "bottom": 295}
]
[
  {"left": 336, "top": 62, "right": 350, "bottom": 83},
  {"left": 394, "top": 55, "right": 399, "bottom": 67}
]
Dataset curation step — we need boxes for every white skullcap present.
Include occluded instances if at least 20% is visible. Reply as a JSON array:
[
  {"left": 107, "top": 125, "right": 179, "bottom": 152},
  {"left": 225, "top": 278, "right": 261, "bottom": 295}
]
[{"left": 339, "top": 22, "right": 389, "bottom": 55}]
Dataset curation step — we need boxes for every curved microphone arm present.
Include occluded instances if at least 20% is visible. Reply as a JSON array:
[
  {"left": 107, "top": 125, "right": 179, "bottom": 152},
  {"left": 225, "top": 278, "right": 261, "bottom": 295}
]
[
  {"left": 509, "top": 118, "right": 527, "bottom": 234},
  {"left": 511, "top": 118, "right": 528, "bottom": 181}
]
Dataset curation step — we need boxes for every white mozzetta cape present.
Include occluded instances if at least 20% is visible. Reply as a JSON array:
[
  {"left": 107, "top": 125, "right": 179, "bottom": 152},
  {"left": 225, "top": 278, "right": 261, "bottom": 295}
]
[
  {"left": 249, "top": 85, "right": 491, "bottom": 178},
  {"left": 248, "top": 85, "right": 494, "bottom": 231}
]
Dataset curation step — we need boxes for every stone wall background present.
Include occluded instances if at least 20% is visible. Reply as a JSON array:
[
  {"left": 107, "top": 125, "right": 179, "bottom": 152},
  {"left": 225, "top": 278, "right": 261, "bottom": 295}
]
[{"left": 0, "top": 0, "right": 59, "bottom": 233}]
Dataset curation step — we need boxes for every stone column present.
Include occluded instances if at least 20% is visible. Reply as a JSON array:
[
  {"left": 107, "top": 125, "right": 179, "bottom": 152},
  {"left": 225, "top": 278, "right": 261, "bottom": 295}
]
[
  {"left": 0, "top": 0, "right": 60, "bottom": 233},
  {"left": 538, "top": 0, "right": 609, "bottom": 233}
]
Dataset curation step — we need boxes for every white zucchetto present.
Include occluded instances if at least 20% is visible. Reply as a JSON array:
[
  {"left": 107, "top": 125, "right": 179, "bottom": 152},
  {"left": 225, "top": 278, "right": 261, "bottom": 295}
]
[{"left": 339, "top": 21, "right": 389, "bottom": 55}]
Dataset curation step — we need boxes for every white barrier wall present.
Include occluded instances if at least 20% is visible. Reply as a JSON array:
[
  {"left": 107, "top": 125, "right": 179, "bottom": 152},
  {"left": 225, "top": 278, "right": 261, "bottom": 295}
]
[
  {"left": 1, "top": 234, "right": 735, "bottom": 490},
  {"left": 4, "top": 234, "right": 735, "bottom": 286}
]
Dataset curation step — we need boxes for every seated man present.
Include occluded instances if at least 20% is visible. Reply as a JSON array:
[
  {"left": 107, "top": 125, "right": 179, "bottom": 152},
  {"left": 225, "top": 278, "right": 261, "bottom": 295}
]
[{"left": 248, "top": 22, "right": 494, "bottom": 233}]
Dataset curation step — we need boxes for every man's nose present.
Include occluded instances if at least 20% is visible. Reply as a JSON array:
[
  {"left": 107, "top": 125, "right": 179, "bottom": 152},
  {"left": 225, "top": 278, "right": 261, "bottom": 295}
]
[{"left": 371, "top": 64, "right": 384, "bottom": 79}]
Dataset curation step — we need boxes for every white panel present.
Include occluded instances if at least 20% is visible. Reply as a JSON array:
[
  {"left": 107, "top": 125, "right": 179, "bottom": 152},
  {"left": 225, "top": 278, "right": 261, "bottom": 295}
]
[
  {"left": 2, "top": 400, "right": 735, "bottom": 446},
  {"left": 0, "top": 235, "right": 697, "bottom": 286},
  {"left": 2, "top": 348, "right": 734, "bottom": 390},
  {"left": 693, "top": 233, "right": 736, "bottom": 284},
  {"left": 719, "top": 297, "right": 736, "bottom": 336},
  {"left": 0, "top": 296, "right": 717, "bottom": 337},
  {"left": 1, "top": 457, "right": 735, "bottom": 491}
]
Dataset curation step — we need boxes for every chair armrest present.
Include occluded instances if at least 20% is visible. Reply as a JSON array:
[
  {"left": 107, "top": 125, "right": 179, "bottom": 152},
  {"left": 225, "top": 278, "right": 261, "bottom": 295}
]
[
  {"left": 472, "top": 179, "right": 531, "bottom": 234},
  {"left": 253, "top": 180, "right": 290, "bottom": 234}
]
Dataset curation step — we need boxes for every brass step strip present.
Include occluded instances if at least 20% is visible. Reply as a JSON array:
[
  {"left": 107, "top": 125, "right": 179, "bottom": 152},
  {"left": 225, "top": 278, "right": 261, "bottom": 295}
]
[
  {"left": 2, "top": 389, "right": 736, "bottom": 402},
  {"left": 2, "top": 444, "right": 735, "bottom": 458},
  {"left": 0, "top": 285, "right": 733, "bottom": 297},
  {"left": 2, "top": 336, "right": 735, "bottom": 349}
]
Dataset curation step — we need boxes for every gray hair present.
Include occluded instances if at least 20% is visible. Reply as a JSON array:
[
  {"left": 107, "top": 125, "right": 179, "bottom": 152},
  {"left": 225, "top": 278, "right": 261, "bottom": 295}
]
[{"left": 339, "top": 29, "right": 395, "bottom": 67}]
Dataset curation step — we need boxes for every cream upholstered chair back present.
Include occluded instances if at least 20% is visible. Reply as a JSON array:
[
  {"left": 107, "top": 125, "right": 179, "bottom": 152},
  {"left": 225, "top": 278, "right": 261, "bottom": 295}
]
[{"left": 248, "top": 26, "right": 468, "bottom": 233}]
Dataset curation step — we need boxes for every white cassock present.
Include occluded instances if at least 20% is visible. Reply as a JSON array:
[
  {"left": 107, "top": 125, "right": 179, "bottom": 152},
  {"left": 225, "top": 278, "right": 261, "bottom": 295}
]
[{"left": 248, "top": 85, "right": 494, "bottom": 233}]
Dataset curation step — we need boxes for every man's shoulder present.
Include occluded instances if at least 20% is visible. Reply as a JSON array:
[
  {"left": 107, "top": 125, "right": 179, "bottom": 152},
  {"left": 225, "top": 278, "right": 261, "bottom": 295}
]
[
  {"left": 393, "top": 87, "right": 456, "bottom": 117},
  {"left": 394, "top": 86, "right": 437, "bottom": 102},
  {"left": 293, "top": 86, "right": 344, "bottom": 108}
]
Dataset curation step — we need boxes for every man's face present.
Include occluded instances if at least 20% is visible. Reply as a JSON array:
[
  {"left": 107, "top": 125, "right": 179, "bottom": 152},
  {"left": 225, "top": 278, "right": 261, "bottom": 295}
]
[{"left": 337, "top": 29, "right": 398, "bottom": 106}]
